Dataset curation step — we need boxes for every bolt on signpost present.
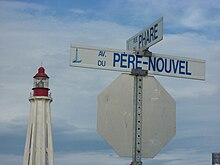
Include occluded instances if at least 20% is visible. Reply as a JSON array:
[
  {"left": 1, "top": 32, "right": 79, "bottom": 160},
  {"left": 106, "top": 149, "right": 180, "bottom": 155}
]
[{"left": 69, "top": 17, "right": 206, "bottom": 165}]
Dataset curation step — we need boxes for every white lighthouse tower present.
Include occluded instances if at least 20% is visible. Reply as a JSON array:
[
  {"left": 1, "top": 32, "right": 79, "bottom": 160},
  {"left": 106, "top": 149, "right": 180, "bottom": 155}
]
[{"left": 23, "top": 67, "right": 54, "bottom": 165}]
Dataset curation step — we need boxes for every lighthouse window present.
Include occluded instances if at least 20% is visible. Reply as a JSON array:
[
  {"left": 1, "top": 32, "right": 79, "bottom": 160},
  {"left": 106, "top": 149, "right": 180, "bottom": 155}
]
[{"left": 33, "top": 77, "right": 49, "bottom": 88}]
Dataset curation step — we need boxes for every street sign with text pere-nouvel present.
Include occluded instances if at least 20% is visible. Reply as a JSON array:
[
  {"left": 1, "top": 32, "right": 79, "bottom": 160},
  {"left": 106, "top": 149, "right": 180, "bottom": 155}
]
[
  {"left": 70, "top": 45, "right": 205, "bottom": 80},
  {"left": 126, "top": 17, "right": 163, "bottom": 51}
]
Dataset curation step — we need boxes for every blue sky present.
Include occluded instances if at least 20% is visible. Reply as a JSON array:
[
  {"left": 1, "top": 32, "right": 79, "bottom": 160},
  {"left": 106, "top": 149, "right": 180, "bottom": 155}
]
[{"left": 0, "top": 0, "right": 220, "bottom": 165}]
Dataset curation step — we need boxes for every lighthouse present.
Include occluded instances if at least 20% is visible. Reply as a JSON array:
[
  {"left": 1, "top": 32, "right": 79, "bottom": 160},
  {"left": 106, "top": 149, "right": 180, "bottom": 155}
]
[{"left": 23, "top": 67, "right": 54, "bottom": 165}]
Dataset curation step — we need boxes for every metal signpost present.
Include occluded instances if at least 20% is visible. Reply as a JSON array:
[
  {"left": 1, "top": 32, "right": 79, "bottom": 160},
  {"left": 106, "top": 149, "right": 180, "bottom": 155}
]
[
  {"left": 69, "top": 17, "right": 206, "bottom": 165},
  {"left": 131, "top": 69, "right": 147, "bottom": 165},
  {"left": 127, "top": 17, "right": 163, "bottom": 164}
]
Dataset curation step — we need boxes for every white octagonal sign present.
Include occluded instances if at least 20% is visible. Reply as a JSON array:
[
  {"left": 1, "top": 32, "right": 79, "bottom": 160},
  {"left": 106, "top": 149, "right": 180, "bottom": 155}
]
[{"left": 97, "top": 74, "right": 176, "bottom": 158}]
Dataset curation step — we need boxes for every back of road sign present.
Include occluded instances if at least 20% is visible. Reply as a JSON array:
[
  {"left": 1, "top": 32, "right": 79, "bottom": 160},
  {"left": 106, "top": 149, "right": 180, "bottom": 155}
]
[{"left": 97, "top": 74, "right": 176, "bottom": 158}]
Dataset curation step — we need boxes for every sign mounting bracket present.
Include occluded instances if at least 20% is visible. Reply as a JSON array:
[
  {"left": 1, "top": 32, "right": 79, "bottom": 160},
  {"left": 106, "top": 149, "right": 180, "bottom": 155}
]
[{"left": 135, "top": 49, "right": 152, "bottom": 57}]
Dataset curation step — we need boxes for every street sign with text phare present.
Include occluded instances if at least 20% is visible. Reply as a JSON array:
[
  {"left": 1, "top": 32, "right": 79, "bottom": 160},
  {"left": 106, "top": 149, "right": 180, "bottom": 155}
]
[{"left": 126, "top": 17, "right": 163, "bottom": 51}]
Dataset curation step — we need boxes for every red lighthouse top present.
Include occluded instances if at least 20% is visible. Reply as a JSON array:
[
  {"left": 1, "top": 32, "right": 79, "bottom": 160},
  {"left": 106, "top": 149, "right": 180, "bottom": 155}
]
[
  {"left": 34, "top": 67, "right": 49, "bottom": 78},
  {"left": 32, "top": 67, "right": 50, "bottom": 96}
]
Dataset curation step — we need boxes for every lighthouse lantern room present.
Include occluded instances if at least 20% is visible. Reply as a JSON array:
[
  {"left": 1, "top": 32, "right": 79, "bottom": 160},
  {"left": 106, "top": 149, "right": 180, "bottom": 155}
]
[{"left": 33, "top": 67, "right": 49, "bottom": 96}]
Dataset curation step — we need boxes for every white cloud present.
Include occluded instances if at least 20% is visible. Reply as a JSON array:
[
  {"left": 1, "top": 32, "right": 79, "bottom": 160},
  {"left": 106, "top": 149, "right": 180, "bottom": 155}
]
[
  {"left": 184, "top": 2, "right": 220, "bottom": 30},
  {"left": 0, "top": 117, "right": 27, "bottom": 135},
  {"left": 0, "top": 1, "right": 46, "bottom": 11},
  {"left": 181, "top": 9, "right": 205, "bottom": 29},
  {"left": 69, "top": 8, "right": 88, "bottom": 15},
  {"left": 0, "top": 1, "right": 46, "bottom": 22},
  {"left": 169, "top": 82, "right": 219, "bottom": 99}
]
